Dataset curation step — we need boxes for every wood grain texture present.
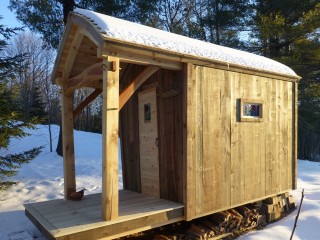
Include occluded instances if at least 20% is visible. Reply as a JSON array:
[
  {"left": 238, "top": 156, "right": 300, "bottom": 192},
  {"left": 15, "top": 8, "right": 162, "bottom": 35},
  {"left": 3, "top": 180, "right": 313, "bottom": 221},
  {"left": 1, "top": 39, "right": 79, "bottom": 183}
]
[
  {"left": 102, "top": 56, "right": 119, "bottom": 221},
  {"left": 119, "top": 65, "right": 144, "bottom": 193},
  {"left": 24, "top": 190, "right": 184, "bottom": 240},
  {"left": 138, "top": 88, "right": 160, "bottom": 196},
  {"left": 293, "top": 82, "right": 298, "bottom": 189},
  {"left": 70, "top": 35, "right": 101, "bottom": 78},
  {"left": 157, "top": 69, "right": 184, "bottom": 204},
  {"left": 186, "top": 65, "right": 296, "bottom": 219},
  {"left": 185, "top": 63, "right": 197, "bottom": 220},
  {"left": 120, "top": 67, "right": 184, "bottom": 204},
  {"left": 61, "top": 87, "right": 76, "bottom": 199},
  {"left": 182, "top": 63, "right": 188, "bottom": 217},
  {"left": 120, "top": 66, "right": 159, "bottom": 110},
  {"left": 230, "top": 72, "right": 243, "bottom": 206},
  {"left": 65, "top": 62, "right": 103, "bottom": 96},
  {"left": 61, "top": 27, "right": 84, "bottom": 84}
]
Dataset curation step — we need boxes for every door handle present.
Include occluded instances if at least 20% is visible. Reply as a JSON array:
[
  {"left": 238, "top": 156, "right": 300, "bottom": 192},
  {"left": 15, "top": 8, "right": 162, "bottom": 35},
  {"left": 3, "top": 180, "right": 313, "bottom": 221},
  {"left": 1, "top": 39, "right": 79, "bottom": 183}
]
[{"left": 155, "top": 138, "right": 159, "bottom": 147}]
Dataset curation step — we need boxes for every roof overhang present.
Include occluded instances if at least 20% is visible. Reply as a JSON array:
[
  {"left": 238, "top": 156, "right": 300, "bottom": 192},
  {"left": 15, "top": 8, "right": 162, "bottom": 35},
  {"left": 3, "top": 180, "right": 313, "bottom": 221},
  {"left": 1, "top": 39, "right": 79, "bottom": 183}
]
[{"left": 51, "top": 10, "right": 301, "bottom": 86}]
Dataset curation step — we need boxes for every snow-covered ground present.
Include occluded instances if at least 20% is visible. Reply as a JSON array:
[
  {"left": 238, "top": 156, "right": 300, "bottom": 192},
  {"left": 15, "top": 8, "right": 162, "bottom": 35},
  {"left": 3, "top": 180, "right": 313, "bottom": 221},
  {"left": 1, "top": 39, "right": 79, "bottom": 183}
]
[{"left": 0, "top": 125, "right": 319, "bottom": 240}]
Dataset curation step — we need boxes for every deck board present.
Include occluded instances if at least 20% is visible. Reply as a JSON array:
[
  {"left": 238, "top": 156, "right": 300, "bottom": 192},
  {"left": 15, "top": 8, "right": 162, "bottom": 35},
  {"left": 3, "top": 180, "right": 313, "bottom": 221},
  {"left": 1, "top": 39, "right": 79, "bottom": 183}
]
[{"left": 25, "top": 190, "right": 184, "bottom": 240}]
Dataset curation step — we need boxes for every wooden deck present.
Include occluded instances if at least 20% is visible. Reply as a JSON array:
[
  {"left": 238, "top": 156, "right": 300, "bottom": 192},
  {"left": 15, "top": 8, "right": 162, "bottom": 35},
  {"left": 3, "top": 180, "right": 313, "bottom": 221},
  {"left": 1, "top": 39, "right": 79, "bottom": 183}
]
[{"left": 25, "top": 190, "right": 184, "bottom": 240}]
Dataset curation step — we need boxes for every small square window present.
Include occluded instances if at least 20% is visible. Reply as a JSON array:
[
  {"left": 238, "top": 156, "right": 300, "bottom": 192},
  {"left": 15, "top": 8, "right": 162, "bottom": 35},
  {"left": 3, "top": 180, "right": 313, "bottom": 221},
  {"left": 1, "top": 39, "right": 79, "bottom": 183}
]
[
  {"left": 240, "top": 99, "right": 263, "bottom": 122},
  {"left": 144, "top": 103, "right": 151, "bottom": 123}
]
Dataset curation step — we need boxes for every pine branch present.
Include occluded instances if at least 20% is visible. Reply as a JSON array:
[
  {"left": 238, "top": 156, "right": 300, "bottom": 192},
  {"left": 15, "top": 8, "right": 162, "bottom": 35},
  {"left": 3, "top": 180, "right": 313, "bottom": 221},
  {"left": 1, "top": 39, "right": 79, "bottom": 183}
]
[{"left": 0, "top": 146, "right": 43, "bottom": 180}]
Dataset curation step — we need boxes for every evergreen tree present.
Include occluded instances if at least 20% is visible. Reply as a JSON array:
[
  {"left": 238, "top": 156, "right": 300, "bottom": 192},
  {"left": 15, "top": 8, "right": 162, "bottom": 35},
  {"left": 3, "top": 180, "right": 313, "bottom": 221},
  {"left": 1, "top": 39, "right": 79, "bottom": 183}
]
[
  {"left": 251, "top": 0, "right": 320, "bottom": 58},
  {"left": 8, "top": 0, "right": 149, "bottom": 156},
  {"left": 251, "top": 0, "right": 320, "bottom": 160},
  {"left": 29, "top": 81, "right": 47, "bottom": 121},
  {"left": 9, "top": 0, "right": 136, "bottom": 48},
  {"left": 5, "top": 32, "right": 50, "bottom": 122},
  {"left": 190, "top": 0, "right": 250, "bottom": 47},
  {"left": 0, "top": 17, "right": 43, "bottom": 189}
]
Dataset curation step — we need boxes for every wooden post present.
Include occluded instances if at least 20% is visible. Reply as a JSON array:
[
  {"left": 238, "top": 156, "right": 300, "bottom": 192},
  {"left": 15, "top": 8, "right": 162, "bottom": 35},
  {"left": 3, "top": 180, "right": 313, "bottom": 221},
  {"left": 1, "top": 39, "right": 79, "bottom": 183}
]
[
  {"left": 61, "top": 86, "right": 76, "bottom": 199},
  {"left": 185, "top": 63, "right": 197, "bottom": 221},
  {"left": 293, "top": 81, "right": 298, "bottom": 189},
  {"left": 102, "top": 56, "right": 119, "bottom": 221}
]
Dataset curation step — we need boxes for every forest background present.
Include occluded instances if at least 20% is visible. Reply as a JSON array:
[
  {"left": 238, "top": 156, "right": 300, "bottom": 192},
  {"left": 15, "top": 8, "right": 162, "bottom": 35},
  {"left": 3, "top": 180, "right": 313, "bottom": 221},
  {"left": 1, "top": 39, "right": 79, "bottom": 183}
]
[{"left": 1, "top": 0, "right": 320, "bottom": 166}]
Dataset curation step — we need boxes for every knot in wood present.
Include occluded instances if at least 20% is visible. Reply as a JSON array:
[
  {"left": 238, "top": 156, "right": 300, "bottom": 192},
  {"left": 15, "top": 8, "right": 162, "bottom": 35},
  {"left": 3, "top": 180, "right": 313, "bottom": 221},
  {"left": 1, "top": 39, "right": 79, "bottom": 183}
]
[
  {"left": 107, "top": 78, "right": 117, "bottom": 87},
  {"left": 111, "top": 129, "right": 118, "bottom": 142}
]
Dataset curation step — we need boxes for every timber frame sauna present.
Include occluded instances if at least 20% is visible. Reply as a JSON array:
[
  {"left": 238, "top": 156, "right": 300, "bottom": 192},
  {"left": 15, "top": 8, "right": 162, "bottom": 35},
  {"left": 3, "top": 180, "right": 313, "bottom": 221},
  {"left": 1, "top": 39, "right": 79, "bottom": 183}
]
[{"left": 24, "top": 8, "right": 300, "bottom": 240}]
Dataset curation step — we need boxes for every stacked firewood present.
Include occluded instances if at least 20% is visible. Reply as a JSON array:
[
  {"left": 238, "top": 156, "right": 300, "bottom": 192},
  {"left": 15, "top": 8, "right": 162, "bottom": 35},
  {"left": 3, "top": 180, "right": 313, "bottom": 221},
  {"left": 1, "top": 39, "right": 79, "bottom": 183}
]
[
  {"left": 264, "top": 192, "right": 296, "bottom": 222},
  {"left": 155, "top": 204, "right": 265, "bottom": 240},
  {"left": 154, "top": 193, "right": 296, "bottom": 240}
]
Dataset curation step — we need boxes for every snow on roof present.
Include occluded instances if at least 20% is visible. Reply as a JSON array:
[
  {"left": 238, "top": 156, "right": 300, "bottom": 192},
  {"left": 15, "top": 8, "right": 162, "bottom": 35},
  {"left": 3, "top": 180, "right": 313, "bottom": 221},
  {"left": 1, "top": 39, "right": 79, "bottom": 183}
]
[{"left": 74, "top": 8, "right": 297, "bottom": 77}]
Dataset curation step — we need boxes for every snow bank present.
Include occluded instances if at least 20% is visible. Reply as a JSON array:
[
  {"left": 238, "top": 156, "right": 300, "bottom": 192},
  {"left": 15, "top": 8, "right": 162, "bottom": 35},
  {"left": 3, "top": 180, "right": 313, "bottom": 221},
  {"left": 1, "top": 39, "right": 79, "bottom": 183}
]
[
  {"left": 74, "top": 8, "right": 297, "bottom": 77},
  {"left": 0, "top": 125, "right": 122, "bottom": 239},
  {"left": 238, "top": 160, "right": 320, "bottom": 240}
]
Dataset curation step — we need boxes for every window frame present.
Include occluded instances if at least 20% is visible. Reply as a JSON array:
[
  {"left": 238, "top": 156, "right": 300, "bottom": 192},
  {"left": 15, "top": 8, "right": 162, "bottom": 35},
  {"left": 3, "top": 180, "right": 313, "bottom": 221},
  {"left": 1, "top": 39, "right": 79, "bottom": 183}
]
[{"left": 240, "top": 99, "right": 264, "bottom": 122}]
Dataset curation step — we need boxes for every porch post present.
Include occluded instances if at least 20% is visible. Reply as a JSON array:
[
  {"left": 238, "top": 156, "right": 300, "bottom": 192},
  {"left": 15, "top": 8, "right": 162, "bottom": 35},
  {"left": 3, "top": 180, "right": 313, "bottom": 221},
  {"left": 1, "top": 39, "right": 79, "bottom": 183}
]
[
  {"left": 61, "top": 86, "right": 76, "bottom": 199},
  {"left": 102, "top": 56, "right": 119, "bottom": 221}
]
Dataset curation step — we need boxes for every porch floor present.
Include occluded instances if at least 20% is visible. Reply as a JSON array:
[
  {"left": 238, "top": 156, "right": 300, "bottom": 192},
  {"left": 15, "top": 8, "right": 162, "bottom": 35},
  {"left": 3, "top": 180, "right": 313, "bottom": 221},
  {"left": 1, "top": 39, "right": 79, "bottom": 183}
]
[{"left": 25, "top": 190, "right": 184, "bottom": 240}]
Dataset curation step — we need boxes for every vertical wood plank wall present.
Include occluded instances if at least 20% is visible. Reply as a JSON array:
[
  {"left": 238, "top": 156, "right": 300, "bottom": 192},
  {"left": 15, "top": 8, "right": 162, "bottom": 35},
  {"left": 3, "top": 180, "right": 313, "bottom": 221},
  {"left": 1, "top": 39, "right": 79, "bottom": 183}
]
[
  {"left": 158, "top": 70, "right": 184, "bottom": 203},
  {"left": 120, "top": 66, "right": 184, "bottom": 204},
  {"left": 120, "top": 65, "right": 144, "bottom": 193},
  {"left": 186, "top": 64, "right": 296, "bottom": 220}
]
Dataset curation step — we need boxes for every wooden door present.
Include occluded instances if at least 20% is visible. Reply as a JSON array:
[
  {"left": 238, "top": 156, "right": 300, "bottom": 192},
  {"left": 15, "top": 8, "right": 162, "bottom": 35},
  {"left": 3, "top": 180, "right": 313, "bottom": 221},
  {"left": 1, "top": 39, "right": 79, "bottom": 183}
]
[{"left": 138, "top": 88, "right": 160, "bottom": 197}]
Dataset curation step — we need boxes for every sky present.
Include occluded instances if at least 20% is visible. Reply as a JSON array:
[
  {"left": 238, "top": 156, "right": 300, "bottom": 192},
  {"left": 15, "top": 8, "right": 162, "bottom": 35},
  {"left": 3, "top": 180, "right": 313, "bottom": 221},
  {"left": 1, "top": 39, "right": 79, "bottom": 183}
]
[{"left": 1, "top": 0, "right": 24, "bottom": 28}]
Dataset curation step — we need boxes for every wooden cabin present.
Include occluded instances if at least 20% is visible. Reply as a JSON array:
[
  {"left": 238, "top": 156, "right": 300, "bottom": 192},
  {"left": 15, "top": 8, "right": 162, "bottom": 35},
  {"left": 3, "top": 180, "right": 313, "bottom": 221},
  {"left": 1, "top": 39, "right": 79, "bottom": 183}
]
[{"left": 24, "top": 8, "right": 300, "bottom": 240}]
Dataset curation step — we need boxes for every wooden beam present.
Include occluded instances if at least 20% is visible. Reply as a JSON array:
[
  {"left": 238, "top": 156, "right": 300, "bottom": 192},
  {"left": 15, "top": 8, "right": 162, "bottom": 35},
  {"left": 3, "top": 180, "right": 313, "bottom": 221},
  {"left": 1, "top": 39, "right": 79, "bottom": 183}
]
[
  {"left": 102, "top": 56, "right": 119, "bottom": 221},
  {"left": 102, "top": 41, "right": 300, "bottom": 82},
  {"left": 61, "top": 87, "right": 76, "bottom": 199},
  {"left": 69, "top": 64, "right": 159, "bottom": 116},
  {"left": 61, "top": 28, "right": 84, "bottom": 85},
  {"left": 65, "top": 62, "right": 103, "bottom": 96},
  {"left": 81, "top": 79, "right": 103, "bottom": 90},
  {"left": 185, "top": 63, "right": 197, "bottom": 221},
  {"left": 293, "top": 81, "right": 298, "bottom": 189},
  {"left": 119, "top": 66, "right": 159, "bottom": 110},
  {"left": 73, "top": 89, "right": 102, "bottom": 118},
  {"left": 102, "top": 42, "right": 183, "bottom": 71}
]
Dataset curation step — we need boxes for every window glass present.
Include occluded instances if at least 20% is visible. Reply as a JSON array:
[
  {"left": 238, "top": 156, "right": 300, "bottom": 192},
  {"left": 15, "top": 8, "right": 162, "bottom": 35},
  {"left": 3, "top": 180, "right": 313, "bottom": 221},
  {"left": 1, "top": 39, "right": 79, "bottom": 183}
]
[{"left": 144, "top": 103, "right": 151, "bottom": 123}]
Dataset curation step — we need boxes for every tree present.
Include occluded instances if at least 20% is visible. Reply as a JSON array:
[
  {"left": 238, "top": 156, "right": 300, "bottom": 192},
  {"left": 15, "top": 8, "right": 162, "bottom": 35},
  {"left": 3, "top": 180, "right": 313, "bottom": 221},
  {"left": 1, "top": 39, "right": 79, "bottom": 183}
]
[
  {"left": 251, "top": 0, "right": 320, "bottom": 160},
  {"left": 9, "top": 0, "right": 142, "bottom": 156},
  {"left": 0, "top": 17, "right": 43, "bottom": 189},
  {"left": 5, "top": 32, "right": 49, "bottom": 121},
  {"left": 131, "top": 0, "right": 250, "bottom": 48},
  {"left": 41, "top": 47, "right": 61, "bottom": 153},
  {"left": 9, "top": 0, "right": 137, "bottom": 48},
  {"left": 190, "top": 0, "right": 250, "bottom": 47},
  {"left": 251, "top": 0, "right": 320, "bottom": 58},
  {"left": 5, "top": 31, "right": 61, "bottom": 152}
]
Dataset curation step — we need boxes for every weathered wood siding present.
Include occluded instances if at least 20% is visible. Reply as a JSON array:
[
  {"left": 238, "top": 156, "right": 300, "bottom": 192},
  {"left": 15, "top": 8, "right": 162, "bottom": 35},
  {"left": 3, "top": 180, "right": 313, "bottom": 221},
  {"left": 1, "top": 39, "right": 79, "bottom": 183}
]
[
  {"left": 120, "top": 65, "right": 144, "bottom": 193},
  {"left": 158, "top": 70, "right": 184, "bottom": 203},
  {"left": 186, "top": 64, "right": 296, "bottom": 220},
  {"left": 120, "top": 67, "right": 184, "bottom": 203}
]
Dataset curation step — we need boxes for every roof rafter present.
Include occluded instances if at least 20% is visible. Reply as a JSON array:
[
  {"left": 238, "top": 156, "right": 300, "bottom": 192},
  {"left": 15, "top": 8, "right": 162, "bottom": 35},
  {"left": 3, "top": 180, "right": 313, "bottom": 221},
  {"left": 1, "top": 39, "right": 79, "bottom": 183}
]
[
  {"left": 60, "top": 27, "right": 85, "bottom": 85},
  {"left": 119, "top": 65, "right": 160, "bottom": 110}
]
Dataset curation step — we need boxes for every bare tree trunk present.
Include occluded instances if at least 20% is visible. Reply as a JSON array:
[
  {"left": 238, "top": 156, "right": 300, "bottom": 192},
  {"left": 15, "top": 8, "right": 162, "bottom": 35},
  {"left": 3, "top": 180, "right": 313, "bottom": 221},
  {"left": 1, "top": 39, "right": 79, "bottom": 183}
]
[{"left": 56, "top": 125, "right": 63, "bottom": 156}]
